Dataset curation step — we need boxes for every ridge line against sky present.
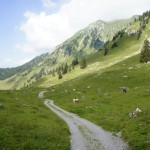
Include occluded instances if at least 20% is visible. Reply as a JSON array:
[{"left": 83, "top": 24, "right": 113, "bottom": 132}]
[{"left": 0, "top": 0, "right": 150, "bottom": 68}]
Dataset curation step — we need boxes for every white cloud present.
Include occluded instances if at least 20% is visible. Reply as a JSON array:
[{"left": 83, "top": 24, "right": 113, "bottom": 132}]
[
  {"left": 42, "top": 0, "right": 56, "bottom": 8},
  {"left": 2, "top": 57, "right": 33, "bottom": 68},
  {"left": 17, "top": 0, "right": 150, "bottom": 54},
  {"left": 15, "top": 57, "right": 33, "bottom": 66},
  {"left": 18, "top": 11, "right": 71, "bottom": 53},
  {"left": 4, "top": 58, "right": 13, "bottom": 63},
  {"left": 15, "top": 43, "right": 36, "bottom": 54}
]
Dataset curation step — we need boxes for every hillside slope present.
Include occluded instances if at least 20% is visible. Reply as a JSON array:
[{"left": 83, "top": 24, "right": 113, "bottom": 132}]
[
  {"left": 44, "top": 53, "right": 150, "bottom": 150},
  {"left": 42, "top": 12, "right": 150, "bottom": 149},
  {"left": 0, "top": 17, "right": 135, "bottom": 89},
  {"left": 35, "top": 13, "right": 150, "bottom": 88}
]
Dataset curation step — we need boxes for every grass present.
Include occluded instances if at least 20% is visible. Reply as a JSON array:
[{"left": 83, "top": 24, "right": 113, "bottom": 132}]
[
  {"left": 44, "top": 54, "right": 150, "bottom": 150},
  {"left": 0, "top": 88, "right": 70, "bottom": 150}
]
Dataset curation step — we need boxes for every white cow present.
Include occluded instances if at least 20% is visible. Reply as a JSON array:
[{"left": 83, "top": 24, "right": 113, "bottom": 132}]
[
  {"left": 136, "top": 108, "right": 142, "bottom": 113},
  {"left": 73, "top": 99, "right": 79, "bottom": 103},
  {"left": 129, "top": 108, "right": 142, "bottom": 118}
]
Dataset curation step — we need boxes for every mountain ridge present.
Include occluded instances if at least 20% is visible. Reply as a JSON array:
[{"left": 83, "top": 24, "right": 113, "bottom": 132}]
[{"left": 0, "top": 13, "right": 146, "bottom": 89}]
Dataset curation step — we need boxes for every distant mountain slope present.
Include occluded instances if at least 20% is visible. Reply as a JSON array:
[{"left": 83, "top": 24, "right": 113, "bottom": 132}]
[
  {"left": 0, "top": 15, "right": 141, "bottom": 89},
  {"left": 0, "top": 17, "right": 134, "bottom": 80},
  {"left": 0, "top": 53, "right": 48, "bottom": 80},
  {"left": 46, "top": 17, "right": 134, "bottom": 62}
]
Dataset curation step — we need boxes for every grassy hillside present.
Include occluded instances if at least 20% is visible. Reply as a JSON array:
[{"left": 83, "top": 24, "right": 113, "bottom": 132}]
[
  {"left": 0, "top": 18, "right": 134, "bottom": 90},
  {"left": 34, "top": 30, "right": 144, "bottom": 88},
  {"left": 44, "top": 54, "right": 150, "bottom": 150},
  {"left": 0, "top": 89, "right": 70, "bottom": 150},
  {"left": 34, "top": 14, "right": 150, "bottom": 88}
]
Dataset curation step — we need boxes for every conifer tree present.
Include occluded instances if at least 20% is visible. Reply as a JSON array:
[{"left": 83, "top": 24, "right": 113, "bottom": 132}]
[
  {"left": 72, "top": 64, "right": 75, "bottom": 70},
  {"left": 62, "top": 62, "right": 68, "bottom": 74},
  {"left": 68, "top": 65, "right": 72, "bottom": 72},
  {"left": 80, "top": 57, "right": 87, "bottom": 69},
  {"left": 52, "top": 69, "right": 55, "bottom": 77},
  {"left": 140, "top": 39, "right": 150, "bottom": 63},
  {"left": 72, "top": 57, "right": 79, "bottom": 66},
  {"left": 104, "top": 47, "right": 109, "bottom": 56},
  {"left": 111, "top": 41, "right": 118, "bottom": 48},
  {"left": 137, "top": 29, "right": 142, "bottom": 40},
  {"left": 58, "top": 71, "right": 63, "bottom": 79},
  {"left": 75, "top": 57, "right": 79, "bottom": 65}
]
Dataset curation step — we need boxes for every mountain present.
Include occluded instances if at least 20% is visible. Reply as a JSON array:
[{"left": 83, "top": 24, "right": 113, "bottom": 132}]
[
  {"left": 0, "top": 16, "right": 141, "bottom": 90},
  {"left": 46, "top": 17, "right": 134, "bottom": 61}
]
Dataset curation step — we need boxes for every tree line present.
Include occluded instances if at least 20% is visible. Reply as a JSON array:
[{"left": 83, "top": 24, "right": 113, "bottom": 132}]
[{"left": 48, "top": 57, "right": 87, "bottom": 79}]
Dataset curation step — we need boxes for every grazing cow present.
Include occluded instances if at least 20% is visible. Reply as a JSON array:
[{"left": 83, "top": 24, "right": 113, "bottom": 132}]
[
  {"left": 73, "top": 99, "right": 79, "bottom": 103},
  {"left": 119, "top": 87, "right": 129, "bottom": 93},
  {"left": 136, "top": 108, "right": 142, "bottom": 113},
  {"left": 129, "top": 108, "right": 142, "bottom": 118}
]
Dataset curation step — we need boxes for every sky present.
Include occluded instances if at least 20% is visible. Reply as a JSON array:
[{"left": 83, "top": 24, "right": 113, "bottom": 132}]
[{"left": 0, "top": 0, "right": 150, "bottom": 68}]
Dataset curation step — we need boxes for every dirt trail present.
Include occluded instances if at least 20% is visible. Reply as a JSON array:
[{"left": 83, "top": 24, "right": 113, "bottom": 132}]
[{"left": 40, "top": 92, "right": 128, "bottom": 150}]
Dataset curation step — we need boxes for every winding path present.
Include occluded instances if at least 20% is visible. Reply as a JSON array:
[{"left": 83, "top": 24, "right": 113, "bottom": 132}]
[{"left": 39, "top": 91, "right": 128, "bottom": 150}]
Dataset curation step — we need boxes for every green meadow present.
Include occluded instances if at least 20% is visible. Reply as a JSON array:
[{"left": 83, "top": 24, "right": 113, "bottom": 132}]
[
  {"left": 45, "top": 54, "right": 150, "bottom": 150},
  {"left": 0, "top": 89, "right": 70, "bottom": 150}
]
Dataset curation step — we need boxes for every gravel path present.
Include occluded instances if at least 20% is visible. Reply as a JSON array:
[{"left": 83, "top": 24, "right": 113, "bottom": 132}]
[{"left": 40, "top": 92, "right": 128, "bottom": 150}]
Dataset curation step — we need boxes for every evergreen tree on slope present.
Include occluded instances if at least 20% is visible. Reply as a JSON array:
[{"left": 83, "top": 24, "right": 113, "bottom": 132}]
[{"left": 140, "top": 39, "right": 150, "bottom": 63}]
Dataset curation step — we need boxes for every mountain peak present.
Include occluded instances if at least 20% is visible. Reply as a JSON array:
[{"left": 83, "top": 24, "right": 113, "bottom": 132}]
[{"left": 89, "top": 20, "right": 105, "bottom": 27}]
